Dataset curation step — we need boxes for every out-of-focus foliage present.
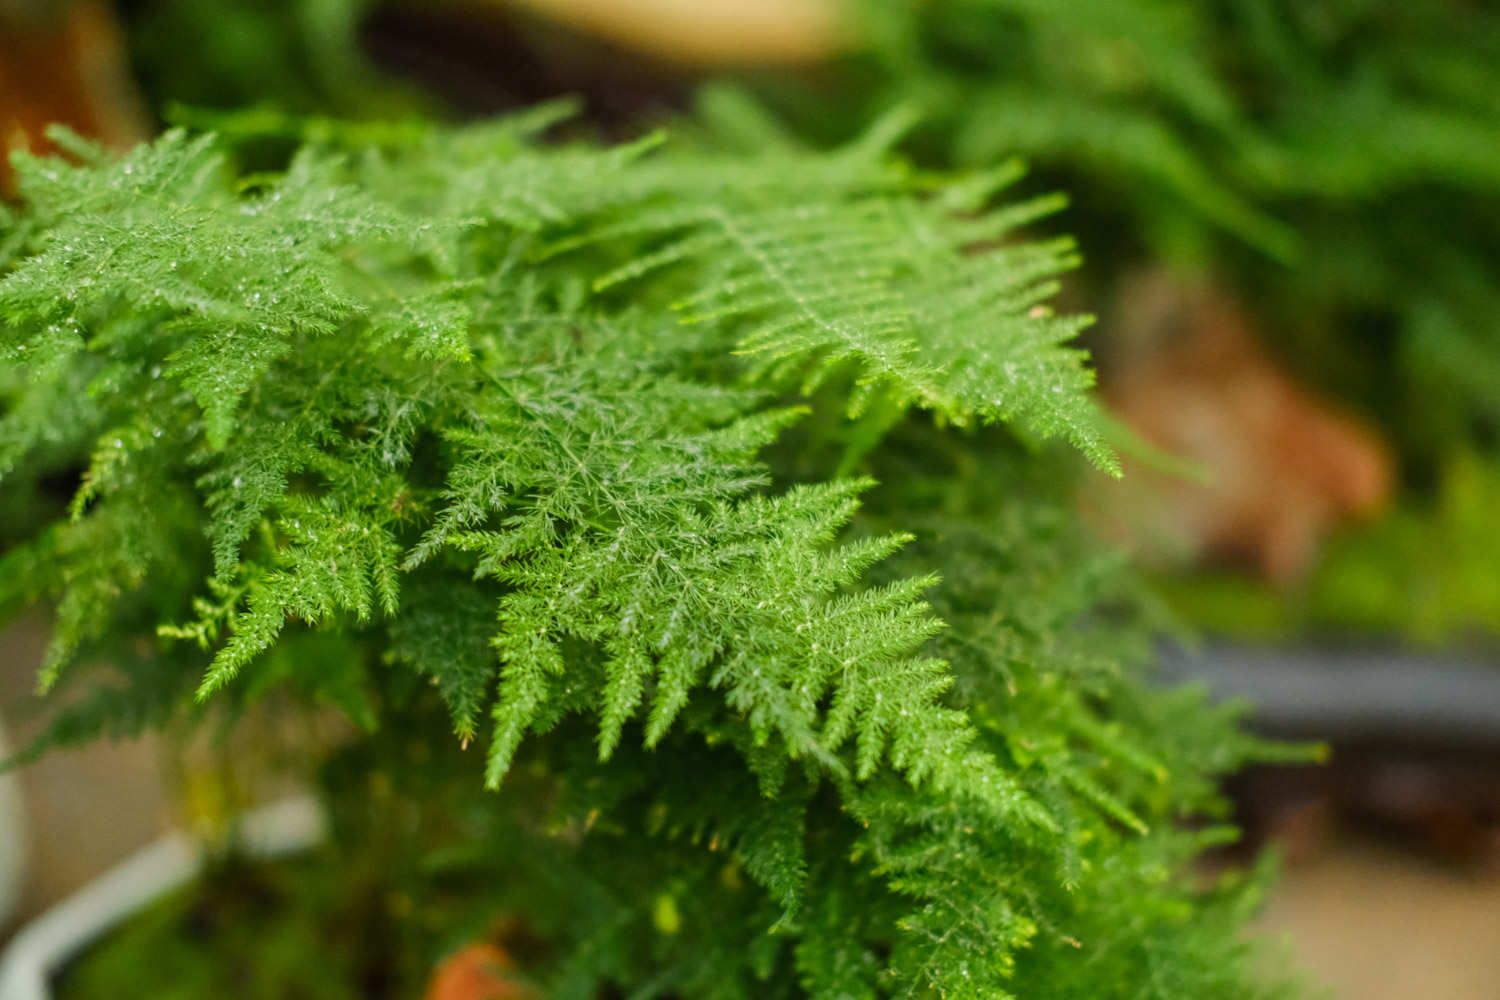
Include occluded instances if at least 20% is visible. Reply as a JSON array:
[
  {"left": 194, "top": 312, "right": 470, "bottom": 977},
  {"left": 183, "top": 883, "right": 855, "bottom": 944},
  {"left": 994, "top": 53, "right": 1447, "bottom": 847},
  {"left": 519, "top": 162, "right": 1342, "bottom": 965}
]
[
  {"left": 0, "top": 108, "right": 1302, "bottom": 998},
  {"left": 57, "top": 856, "right": 379, "bottom": 1000},
  {"left": 120, "top": 0, "right": 417, "bottom": 120},
  {"left": 726, "top": 0, "right": 1500, "bottom": 643},
  {"left": 1163, "top": 451, "right": 1500, "bottom": 646},
  {"left": 772, "top": 0, "right": 1500, "bottom": 460}
]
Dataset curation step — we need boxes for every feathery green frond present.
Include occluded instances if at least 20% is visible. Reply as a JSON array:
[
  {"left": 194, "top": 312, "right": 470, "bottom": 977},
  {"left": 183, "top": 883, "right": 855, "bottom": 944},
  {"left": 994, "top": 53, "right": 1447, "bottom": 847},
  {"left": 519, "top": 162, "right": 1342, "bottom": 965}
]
[{"left": 2, "top": 110, "right": 1292, "bottom": 1000}]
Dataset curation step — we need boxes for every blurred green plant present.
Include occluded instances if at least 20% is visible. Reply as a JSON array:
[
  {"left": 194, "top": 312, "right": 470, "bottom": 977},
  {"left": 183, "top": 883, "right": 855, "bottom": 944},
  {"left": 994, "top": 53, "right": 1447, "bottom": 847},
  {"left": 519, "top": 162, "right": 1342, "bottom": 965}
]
[
  {"left": 767, "top": 0, "right": 1500, "bottom": 462},
  {"left": 728, "top": 0, "right": 1500, "bottom": 642},
  {"left": 121, "top": 0, "right": 413, "bottom": 120},
  {"left": 58, "top": 856, "right": 379, "bottom": 1000},
  {"left": 1163, "top": 451, "right": 1500, "bottom": 645}
]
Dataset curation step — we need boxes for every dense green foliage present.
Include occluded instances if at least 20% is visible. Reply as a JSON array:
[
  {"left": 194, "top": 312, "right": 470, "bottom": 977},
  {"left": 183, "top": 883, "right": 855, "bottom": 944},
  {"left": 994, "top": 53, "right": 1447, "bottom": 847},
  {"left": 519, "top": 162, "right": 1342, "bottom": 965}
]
[
  {"left": 1, "top": 103, "right": 1299, "bottom": 998},
  {"left": 752, "top": 0, "right": 1500, "bottom": 644},
  {"left": 799, "top": 0, "right": 1500, "bottom": 382},
  {"left": 100, "top": 0, "right": 1500, "bottom": 645}
]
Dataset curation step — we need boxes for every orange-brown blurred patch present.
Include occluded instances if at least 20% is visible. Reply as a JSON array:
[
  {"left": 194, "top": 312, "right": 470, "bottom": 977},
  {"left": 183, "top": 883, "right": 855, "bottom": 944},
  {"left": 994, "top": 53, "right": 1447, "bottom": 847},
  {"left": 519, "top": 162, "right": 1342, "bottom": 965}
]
[
  {"left": 424, "top": 941, "right": 534, "bottom": 1000},
  {"left": 1096, "top": 272, "right": 1392, "bottom": 583},
  {"left": 0, "top": 1, "right": 146, "bottom": 194}
]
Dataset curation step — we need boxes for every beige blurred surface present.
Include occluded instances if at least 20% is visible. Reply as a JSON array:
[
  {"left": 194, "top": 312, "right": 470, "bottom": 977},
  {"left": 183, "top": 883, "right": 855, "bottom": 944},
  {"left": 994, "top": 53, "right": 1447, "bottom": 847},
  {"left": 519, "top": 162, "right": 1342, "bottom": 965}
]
[
  {"left": 0, "top": 614, "right": 171, "bottom": 930},
  {"left": 1254, "top": 836, "right": 1500, "bottom": 1000},
  {"left": 505, "top": 0, "right": 839, "bottom": 64}
]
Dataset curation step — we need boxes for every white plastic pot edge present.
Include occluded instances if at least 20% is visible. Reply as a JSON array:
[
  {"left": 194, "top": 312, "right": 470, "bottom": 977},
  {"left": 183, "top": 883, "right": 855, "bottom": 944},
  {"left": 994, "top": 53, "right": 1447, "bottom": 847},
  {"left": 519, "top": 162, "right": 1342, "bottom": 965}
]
[
  {"left": 0, "top": 795, "right": 325, "bottom": 1000},
  {"left": 0, "top": 717, "right": 26, "bottom": 932}
]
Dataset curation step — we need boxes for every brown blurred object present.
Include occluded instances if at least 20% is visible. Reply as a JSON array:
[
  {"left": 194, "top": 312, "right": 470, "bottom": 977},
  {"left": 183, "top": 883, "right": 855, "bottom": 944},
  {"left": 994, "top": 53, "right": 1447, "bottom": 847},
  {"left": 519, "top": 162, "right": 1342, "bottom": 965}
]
[
  {"left": 1099, "top": 271, "right": 1393, "bottom": 582},
  {"left": 1234, "top": 750, "right": 1500, "bottom": 872},
  {"left": 503, "top": 0, "right": 840, "bottom": 65},
  {"left": 424, "top": 942, "right": 533, "bottom": 1000},
  {"left": 0, "top": 0, "right": 146, "bottom": 194},
  {"left": 362, "top": 3, "right": 690, "bottom": 128}
]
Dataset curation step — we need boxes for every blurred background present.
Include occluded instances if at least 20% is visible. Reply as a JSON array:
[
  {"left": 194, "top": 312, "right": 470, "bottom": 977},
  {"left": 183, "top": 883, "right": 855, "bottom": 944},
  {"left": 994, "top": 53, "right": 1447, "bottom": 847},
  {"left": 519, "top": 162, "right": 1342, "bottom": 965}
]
[{"left": 3, "top": 1, "right": 1498, "bottom": 997}]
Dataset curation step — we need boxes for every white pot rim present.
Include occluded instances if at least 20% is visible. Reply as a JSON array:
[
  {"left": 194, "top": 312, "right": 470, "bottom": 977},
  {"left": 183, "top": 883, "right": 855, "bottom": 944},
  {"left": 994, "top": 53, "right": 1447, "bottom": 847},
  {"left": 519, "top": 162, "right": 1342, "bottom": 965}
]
[{"left": 0, "top": 795, "right": 324, "bottom": 1000}]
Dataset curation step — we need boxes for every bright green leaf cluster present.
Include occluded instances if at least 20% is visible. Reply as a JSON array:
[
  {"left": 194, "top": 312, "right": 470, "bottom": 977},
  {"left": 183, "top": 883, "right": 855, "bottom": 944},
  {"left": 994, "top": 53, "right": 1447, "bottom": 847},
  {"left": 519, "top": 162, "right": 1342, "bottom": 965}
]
[{"left": 2, "top": 111, "right": 1294, "bottom": 999}]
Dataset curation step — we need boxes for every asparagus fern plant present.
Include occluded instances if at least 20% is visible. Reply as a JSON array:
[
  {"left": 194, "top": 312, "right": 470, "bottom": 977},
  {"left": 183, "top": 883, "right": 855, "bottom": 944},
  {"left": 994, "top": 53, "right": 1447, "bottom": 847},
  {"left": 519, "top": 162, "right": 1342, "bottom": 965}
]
[{"left": 1, "top": 105, "right": 1297, "bottom": 998}]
